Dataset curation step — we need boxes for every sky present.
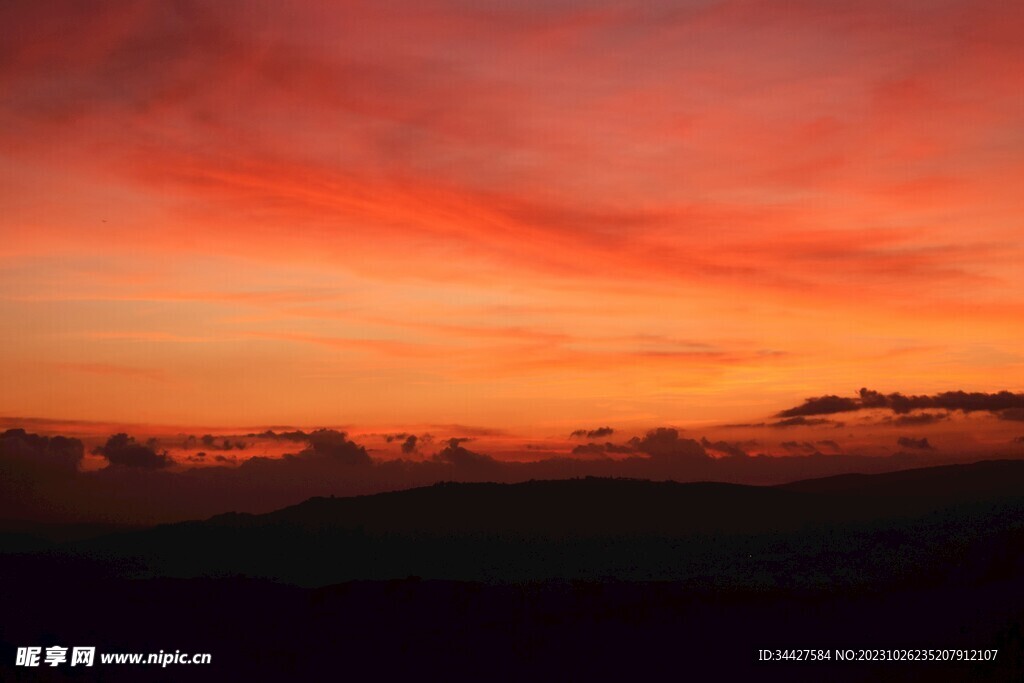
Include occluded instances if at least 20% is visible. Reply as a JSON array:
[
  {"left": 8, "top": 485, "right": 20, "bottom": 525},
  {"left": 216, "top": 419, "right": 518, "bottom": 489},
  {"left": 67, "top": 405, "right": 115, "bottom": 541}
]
[{"left": 2, "top": 0, "right": 1023, "bottom": 450}]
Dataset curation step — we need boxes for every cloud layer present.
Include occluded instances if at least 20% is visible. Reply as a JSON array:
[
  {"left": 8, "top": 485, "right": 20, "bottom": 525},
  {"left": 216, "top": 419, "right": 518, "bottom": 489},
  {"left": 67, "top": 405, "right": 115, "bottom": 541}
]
[
  {"left": 5, "top": 421, "right": 1021, "bottom": 525},
  {"left": 779, "top": 389, "right": 1024, "bottom": 421}
]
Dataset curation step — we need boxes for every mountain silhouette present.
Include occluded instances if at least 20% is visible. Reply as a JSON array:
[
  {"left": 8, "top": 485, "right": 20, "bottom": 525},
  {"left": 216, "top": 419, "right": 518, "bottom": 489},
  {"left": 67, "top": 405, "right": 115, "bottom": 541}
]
[
  {"left": 4, "top": 460, "right": 1024, "bottom": 681},
  {"left": 30, "top": 459, "right": 1021, "bottom": 588}
]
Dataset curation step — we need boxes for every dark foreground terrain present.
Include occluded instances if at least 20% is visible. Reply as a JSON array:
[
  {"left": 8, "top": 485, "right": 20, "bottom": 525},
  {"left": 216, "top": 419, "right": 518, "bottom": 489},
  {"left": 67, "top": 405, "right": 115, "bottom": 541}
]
[{"left": 4, "top": 460, "right": 1024, "bottom": 681}]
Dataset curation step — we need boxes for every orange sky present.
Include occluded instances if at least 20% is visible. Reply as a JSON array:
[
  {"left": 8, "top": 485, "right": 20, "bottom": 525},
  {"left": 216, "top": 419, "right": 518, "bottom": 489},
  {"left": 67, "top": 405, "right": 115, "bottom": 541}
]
[{"left": 2, "top": 0, "right": 1023, "bottom": 438}]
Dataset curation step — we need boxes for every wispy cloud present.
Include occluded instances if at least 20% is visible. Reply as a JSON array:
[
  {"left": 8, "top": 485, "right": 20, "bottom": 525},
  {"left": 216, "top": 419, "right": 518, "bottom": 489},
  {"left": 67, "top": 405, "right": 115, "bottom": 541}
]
[{"left": 1, "top": 0, "right": 1022, "bottom": 427}]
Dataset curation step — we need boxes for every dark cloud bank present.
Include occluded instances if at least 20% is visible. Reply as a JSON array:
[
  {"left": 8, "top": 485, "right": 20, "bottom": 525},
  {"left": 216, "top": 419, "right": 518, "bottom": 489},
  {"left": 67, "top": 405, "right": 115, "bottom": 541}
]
[
  {"left": 780, "top": 388, "right": 1024, "bottom": 420},
  {"left": 570, "top": 427, "right": 614, "bottom": 439}
]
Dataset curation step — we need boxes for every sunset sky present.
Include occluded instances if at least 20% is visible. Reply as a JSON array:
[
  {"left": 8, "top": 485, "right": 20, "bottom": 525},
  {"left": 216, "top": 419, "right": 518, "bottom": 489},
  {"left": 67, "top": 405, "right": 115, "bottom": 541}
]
[{"left": 2, "top": 0, "right": 1023, "bottom": 444}]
